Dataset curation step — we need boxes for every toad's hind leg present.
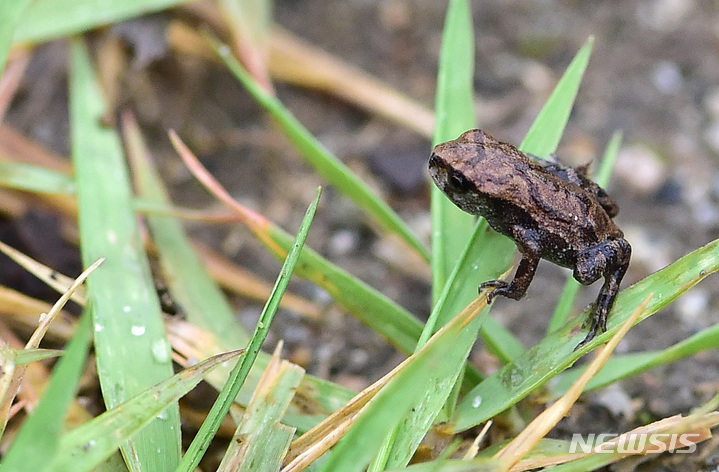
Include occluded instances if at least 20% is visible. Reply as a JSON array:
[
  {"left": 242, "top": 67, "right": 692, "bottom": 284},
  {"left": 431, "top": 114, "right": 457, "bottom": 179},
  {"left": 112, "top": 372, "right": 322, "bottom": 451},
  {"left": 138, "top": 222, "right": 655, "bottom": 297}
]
[
  {"left": 480, "top": 228, "right": 541, "bottom": 304},
  {"left": 576, "top": 238, "right": 632, "bottom": 349}
]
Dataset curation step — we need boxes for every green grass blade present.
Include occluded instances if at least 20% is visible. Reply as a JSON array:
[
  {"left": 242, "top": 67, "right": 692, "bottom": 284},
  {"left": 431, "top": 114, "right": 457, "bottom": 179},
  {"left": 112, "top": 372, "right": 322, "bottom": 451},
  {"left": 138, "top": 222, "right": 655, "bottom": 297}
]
[
  {"left": 12, "top": 348, "right": 63, "bottom": 365},
  {"left": 550, "top": 321, "right": 719, "bottom": 397},
  {"left": 125, "top": 120, "right": 353, "bottom": 427},
  {"left": 51, "top": 350, "right": 241, "bottom": 472},
  {"left": 454, "top": 237, "right": 719, "bottom": 431},
  {"left": 547, "top": 130, "right": 623, "bottom": 333},
  {"left": 0, "top": 0, "right": 32, "bottom": 75},
  {"left": 123, "top": 113, "right": 250, "bottom": 348},
  {"left": 520, "top": 37, "right": 594, "bottom": 157},
  {"left": 0, "top": 161, "right": 75, "bottom": 194},
  {"left": 14, "top": 0, "right": 191, "bottom": 44},
  {"left": 69, "top": 38, "right": 180, "bottom": 471},
  {"left": 318, "top": 297, "right": 488, "bottom": 472},
  {"left": 211, "top": 38, "right": 429, "bottom": 262},
  {"left": 0, "top": 311, "right": 92, "bottom": 472},
  {"left": 430, "top": 0, "right": 476, "bottom": 300},
  {"left": 379, "top": 223, "right": 513, "bottom": 468},
  {"left": 594, "top": 131, "right": 623, "bottom": 187},
  {"left": 268, "top": 223, "right": 425, "bottom": 353},
  {"left": 177, "top": 187, "right": 321, "bottom": 472},
  {"left": 219, "top": 353, "right": 303, "bottom": 471}
]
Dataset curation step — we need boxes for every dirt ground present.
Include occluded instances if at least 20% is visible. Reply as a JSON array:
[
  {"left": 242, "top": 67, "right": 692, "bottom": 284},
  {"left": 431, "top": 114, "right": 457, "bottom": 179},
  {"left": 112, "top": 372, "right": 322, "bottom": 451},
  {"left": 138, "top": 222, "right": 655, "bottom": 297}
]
[{"left": 4, "top": 1, "right": 719, "bottom": 470}]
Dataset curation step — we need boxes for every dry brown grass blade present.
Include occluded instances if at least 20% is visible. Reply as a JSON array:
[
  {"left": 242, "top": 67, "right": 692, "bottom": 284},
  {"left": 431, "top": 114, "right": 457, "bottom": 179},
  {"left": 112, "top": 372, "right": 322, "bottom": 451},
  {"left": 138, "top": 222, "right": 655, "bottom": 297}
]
[
  {"left": 463, "top": 420, "right": 493, "bottom": 460},
  {"left": 191, "top": 241, "right": 321, "bottom": 320},
  {"left": 0, "top": 258, "right": 103, "bottom": 437},
  {"left": 0, "top": 124, "right": 317, "bottom": 318},
  {"left": 494, "top": 293, "right": 653, "bottom": 471},
  {"left": 281, "top": 294, "right": 490, "bottom": 472},
  {"left": 0, "top": 125, "right": 73, "bottom": 173},
  {"left": 0, "top": 240, "right": 86, "bottom": 304},
  {"left": 166, "top": 21, "right": 435, "bottom": 137},
  {"left": 269, "top": 27, "right": 434, "bottom": 138},
  {"left": 513, "top": 412, "right": 719, "bottom": 470},
  {"left": 0, "top": 53, "right": 29, "bottom": 122},
  {"left": 0, "top": 285, "right": 75, "bottom": 341}
]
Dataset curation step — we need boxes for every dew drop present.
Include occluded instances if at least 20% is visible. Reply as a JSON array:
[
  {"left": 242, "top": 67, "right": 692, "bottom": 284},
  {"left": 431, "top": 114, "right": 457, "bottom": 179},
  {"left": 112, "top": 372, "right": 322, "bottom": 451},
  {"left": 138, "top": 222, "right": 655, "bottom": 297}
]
[
  {"left": 151, "top": 339, "right": 170, "bottom": 363},
  {"left": 472, "top": 396, "right": 482, "bottom": 408},
  {"left": 131, "top": 325, "right": 146, "bottom": 336}
]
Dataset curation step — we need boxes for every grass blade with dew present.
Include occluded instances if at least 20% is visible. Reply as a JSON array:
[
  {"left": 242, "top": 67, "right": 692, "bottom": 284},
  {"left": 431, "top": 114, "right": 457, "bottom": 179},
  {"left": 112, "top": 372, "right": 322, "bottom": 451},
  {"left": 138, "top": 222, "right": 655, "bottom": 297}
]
[
  {"left": 454, "top": 236, "right": 719, "bottom": 431},
  {"left": 124, "top": 113, "right": 353, "bottom": 427},
  {"left": 69, "top": 38, "right": 180, "bottom": 471},
  {"left": 209, "top": 36, "right": 429, "bottom": 262},
  {"left": 176, "top": 187, "right": 321, "bottom": 472},
  {"left": 549, "top": 319, "right": 719, "bottom": 398},
  {"left": 50, "top": 350, "right": 242, "bottom": 472}
]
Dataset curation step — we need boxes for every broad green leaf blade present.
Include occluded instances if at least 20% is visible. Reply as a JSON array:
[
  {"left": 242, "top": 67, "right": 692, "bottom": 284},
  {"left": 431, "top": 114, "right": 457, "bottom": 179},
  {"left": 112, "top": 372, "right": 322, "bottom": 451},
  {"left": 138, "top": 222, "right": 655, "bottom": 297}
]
[
  {"left": 550, "top": 321, "right": 719, "bottom": 397},
  {"left": 219, "top": 352, "right": 303, "bottom": 472},
  {"left": 69, "top": 39, "right": 180, "bottom": 471},
  {"left": 455, "top": 237, "right": 719, "bottom": 431},
  {"left": 0, "top": 0, "right": 31, "bottom": 75},
  {"left": 51, "top": 350, "right": 241, "bottom": 472},
  {"left": 318, "top": 297, "right": 488, "bottom": 472},
  {"left": 0, "top": 161, "right": 75, "bottom": 195},
  {"left": 0, "top": 311, "right": 92, "bottom": 472},
  {"left": 381, "top": 223, "right": 512, "bottom": 468},
  {"left": 123, "top": 113, "right": 249, "bottom": 348},
  {"left": 520, "top": 37, "right": 594, "bottom": 157},
  {"left": 14, "top": 0, "right": 191, "bottom": 44},
  {"left": 177, "top": 188, "right": 321, "bottom": 472},
  {"left": 212, "top": 38, "right": 429, "bottom": 262},
  {"left": 430, "top": 0, "right": 476, "bottom": 300}
]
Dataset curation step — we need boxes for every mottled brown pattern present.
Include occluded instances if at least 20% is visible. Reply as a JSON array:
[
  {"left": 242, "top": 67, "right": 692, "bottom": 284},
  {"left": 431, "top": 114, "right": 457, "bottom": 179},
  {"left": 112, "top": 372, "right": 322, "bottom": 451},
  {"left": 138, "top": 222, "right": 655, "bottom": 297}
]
[{"left": 429, "top": 129, "right": 631, "bottom": 348}]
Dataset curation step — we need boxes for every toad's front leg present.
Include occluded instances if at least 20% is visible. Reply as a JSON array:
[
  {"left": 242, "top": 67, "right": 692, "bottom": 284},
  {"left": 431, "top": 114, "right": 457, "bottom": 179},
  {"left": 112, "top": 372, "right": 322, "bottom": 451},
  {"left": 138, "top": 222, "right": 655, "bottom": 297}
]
[
  {"left": 574, "top": 238, "right": 632, "bottom": 349},
  {"left": 480, "top": 227, "right": 541, "bottom": 304}
]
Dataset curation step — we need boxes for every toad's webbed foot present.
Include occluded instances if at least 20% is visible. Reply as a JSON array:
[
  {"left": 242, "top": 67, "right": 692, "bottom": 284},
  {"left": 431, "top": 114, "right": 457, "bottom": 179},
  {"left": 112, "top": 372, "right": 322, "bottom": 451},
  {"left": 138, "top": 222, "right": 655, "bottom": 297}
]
[
  {"left": 574, "top": 303, "right": 609, "bottom": 350},
  {"left": 479, "top": 280, "right": 509, "bottom": 304}
]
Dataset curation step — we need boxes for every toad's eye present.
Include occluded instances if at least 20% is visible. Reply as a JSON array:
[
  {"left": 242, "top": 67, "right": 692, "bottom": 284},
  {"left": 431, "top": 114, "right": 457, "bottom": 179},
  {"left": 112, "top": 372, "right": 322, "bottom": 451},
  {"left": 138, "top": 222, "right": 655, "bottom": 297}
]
[{"left": 448, "top": 170, "right": 472, "bottom": 191}]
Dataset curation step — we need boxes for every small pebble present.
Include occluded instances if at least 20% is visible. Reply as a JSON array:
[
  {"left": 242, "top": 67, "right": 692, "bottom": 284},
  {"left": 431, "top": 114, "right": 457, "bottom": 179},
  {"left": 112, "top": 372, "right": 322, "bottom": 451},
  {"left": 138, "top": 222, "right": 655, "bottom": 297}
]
[
  {"left": 676, "top": 289, "right": 710, "bottom": 329},
  {"left": 328, "top": 230, "right": 359, "bottom": 256},
  {"left": 651, "top": 61, "right": 682, "bottom": 95},
  {"left": 614, "top": 145, "right": 667, "bottom": 194},
  {"left": 592, "top": 384, "right": 636, "bottom": 419}
]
